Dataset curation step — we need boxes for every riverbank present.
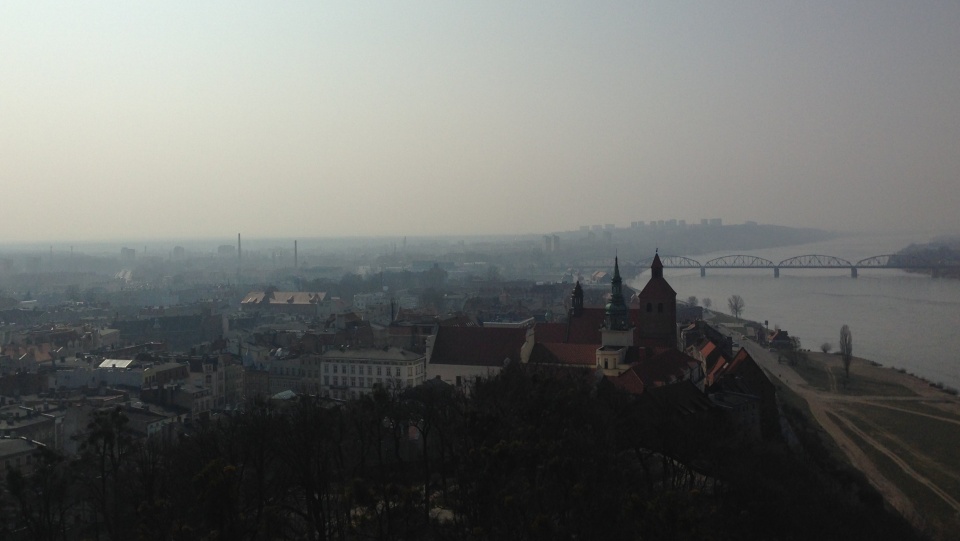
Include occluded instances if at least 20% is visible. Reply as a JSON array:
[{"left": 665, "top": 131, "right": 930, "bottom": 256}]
[{"left": 738, "top": 337, "right": 960, "bottom": 539}]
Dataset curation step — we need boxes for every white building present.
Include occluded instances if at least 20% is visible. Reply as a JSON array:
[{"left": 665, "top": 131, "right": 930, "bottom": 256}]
[{"left": 301, "top": 347, "right": 426, "bottom": 400}]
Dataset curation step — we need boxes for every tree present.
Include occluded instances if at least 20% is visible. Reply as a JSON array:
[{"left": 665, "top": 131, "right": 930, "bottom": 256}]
[
  {"left": 686, "top": 296, "right": 698, "bottom": 306},
  {"left": 702, "top": 298, "right": 712, "bottom": 310},
  {"left": 727, "top": 295, "right": 745, "bottom": 320},
  {"left": 840, "top": 324, "right": 853, "bottom": 380},
  {"left": 820, "top": 342, "right": 833, "bottom": 354}
]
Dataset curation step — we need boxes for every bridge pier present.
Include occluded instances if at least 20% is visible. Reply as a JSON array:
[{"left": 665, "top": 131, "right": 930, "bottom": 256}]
[
  {"left": 774, "top": 267, "right": 779, "bottom": 278},
  {"left": 700, "top": 267, "right": 705, "bottom": 278},
  {"left": 851, "top": 267, "right": 858, "bottom": 278}
]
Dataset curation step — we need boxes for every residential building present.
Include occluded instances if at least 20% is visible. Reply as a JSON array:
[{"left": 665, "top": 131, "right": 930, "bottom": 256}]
[{"left": 302, "top": 347, "right": 426, "bottom": 400}]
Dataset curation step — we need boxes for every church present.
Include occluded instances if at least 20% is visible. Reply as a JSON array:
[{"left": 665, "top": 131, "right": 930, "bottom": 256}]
[{"left": 527, "top": 253, "right": 703, "bottom": 393}]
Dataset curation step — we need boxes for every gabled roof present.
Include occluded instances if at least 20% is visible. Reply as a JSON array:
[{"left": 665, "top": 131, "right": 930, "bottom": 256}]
[
  {"left": 534, "top": 307, "right": 646, "bottom": 346},
  {"left": 707, "top": 348, "right": 769, "bottom": 389},
  {"left": 429, "top": 326, "right": 528, "bottom": 367},
  {"left": 528, "top": 342, "right": 597, "bottom": 367}
]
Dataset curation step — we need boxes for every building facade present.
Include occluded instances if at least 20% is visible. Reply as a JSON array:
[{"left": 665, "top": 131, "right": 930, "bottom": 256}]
[{"left": 301, "top": 347, "right": 426, "bottom": 400}]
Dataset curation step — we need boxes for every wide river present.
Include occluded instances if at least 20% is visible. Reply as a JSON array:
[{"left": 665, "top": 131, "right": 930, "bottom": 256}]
[{"left": 629, "top": 233, "right": 960, "bottom": 391}]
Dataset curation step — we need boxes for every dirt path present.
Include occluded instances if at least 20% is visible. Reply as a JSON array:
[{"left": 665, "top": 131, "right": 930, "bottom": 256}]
[
  {"left": 743, "top": 342, "right": 960, "bottom": 525},
  {"left": 830, "top": 408, "right": 960, "bottom": 512}
]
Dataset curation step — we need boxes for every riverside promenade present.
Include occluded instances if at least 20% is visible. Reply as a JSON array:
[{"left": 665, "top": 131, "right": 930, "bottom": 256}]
[{"left": 713, "top": 317, "right": 960, "bottom": 537}]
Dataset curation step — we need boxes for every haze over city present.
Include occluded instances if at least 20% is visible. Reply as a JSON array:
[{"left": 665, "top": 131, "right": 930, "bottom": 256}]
[{"left": 3, "top": 2, "right": 959, "bottom": 243}]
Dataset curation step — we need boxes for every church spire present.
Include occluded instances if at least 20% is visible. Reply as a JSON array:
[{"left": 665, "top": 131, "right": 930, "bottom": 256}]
[
  {"left": 651, "top": 252, "right": 664, "bottom": 279},
  {"left": 605, "top": 256, "right": 630, "bottom": 331}
]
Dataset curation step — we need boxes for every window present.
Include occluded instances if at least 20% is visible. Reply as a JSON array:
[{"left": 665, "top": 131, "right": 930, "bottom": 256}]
[
  {"left": 367, "top": 366, "right": 372, "bottom": 376},
  {"left": 395, "top": 367, "right": 401, "bottom": 377},
  {"left": 351, "top": 377, "right": 357, "bottom": 387},
  {"left": 350, "top": 365, "right": 356, "bottom": 375},
  {"left": 657, "top": 303, "right": 663, "bottom": 313},
  {"left": 333, "top": 365, "right": 338, "bottom": 374},
  {"left": 408, "top": 366, "right": 413, "bottom": 376},
  {"left": 324, "top": 364, "right": 329, "bottom": 373},
  {"left": 377, "top": 366, "right": 382, "bottom": 376},
  {"left": 646, "top": 302, "right": 652, "bottom": 312},
  {"left": 324, "top": 376, "right": 329, "bottom": 385}
]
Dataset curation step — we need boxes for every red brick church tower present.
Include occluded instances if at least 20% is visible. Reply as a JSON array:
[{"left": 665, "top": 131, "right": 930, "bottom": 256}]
[{"left": 636, "top": 252, "right": 677, "bottom": 348}]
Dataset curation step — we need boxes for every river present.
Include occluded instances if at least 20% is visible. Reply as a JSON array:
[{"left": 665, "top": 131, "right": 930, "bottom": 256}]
[{"left": 628, "top": 232, "right": 960, "bottom": 391}]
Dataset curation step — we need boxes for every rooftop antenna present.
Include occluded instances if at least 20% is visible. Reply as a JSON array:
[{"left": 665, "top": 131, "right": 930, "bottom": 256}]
[{"left": 237, "top": 233, "right": 242, "bottom": 284}]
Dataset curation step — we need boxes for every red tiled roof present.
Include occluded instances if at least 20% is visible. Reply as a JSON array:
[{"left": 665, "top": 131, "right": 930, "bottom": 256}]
[
  {"left": 429, "top": 326, "right": 529, "bottom": 367},
  {"left": 707, "top": 355, "right": 729, "bottom": 384},
  {"left": 529, "top": 342, "right": 597, "bottom": 367},
  {"left": 535, "top": 307, "right": 649, "bottom": 346}
]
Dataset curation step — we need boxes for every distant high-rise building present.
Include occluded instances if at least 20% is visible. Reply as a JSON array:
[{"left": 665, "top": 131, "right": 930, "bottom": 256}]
[{"left": 120, "top": 247, "right": 136, "bottom": 263}]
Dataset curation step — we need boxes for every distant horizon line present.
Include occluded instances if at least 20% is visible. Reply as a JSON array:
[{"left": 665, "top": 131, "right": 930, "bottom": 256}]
[{"left": 0, "top": 225, "right": 952, "bottom": 252}]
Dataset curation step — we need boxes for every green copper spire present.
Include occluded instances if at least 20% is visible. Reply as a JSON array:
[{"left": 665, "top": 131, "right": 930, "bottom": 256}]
[{"left": 605, "top": 256, "right": 630, "bottom": 330}]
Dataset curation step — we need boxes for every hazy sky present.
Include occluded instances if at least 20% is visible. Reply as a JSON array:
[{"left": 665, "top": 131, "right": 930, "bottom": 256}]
[{"left": 2, "top": 1, "right": 959, "bottom": 242}]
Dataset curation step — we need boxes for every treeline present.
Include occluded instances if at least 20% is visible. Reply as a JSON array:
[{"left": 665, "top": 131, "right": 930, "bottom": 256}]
[{"left": 2, "top": 364, "right": 922, "bottom": 541}]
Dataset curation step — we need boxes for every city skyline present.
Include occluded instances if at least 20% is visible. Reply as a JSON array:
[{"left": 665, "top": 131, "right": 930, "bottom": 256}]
[{"left": 3, "top": 2, "right": 959, "bottom": 242}]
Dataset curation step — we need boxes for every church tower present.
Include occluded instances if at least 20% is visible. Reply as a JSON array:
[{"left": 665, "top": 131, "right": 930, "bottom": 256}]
[
  {"left": 637, "top": 252, "right": 677, "bottom": 348},
  {"left": 598, "top": 257, "right": 634, "bottom": 371},
  {"left": 604, "top": 257, "right": 630, "bottom": 331},
  {"left": 570, "top": 281, "right": 584, "bottom": 318}
]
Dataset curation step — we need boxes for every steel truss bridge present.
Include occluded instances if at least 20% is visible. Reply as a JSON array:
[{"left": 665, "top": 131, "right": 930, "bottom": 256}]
[{"left": 643, "top": 254, "right": 960, "bottom": 278}]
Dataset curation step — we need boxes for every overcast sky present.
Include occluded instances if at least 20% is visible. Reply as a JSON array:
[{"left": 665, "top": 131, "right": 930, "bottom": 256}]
[{"left": 2, "top": 1, "right": 959, "bottom": 242}]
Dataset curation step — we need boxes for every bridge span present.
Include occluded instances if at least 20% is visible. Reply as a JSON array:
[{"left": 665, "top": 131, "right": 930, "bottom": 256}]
[{"left": 649, "top": 253, "right": 960, "bottom": 278}]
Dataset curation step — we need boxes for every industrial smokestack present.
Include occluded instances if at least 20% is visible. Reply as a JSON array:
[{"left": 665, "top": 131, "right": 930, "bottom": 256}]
[
  {"left": 294, "top": 240, "right": 298, "bottom": 269},
  {"left": 237, "top": 233, "right": 242, "bottom": 283}
]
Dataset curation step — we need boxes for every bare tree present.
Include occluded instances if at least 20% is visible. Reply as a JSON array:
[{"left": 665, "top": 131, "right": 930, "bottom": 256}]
[
  {"left": 702, "top": 298, "right": 712, "bottom": 310},
  {"left": 820, "top": 342, "right": 833, "bottom": 354},
  {"left": 727, "top": 295, "right": 745, "bottom": 320},
  {"left": 840, "top": 325, "right": 853, "bottom": 380},
  {"left": 686, "top": 296, "right": 698, "bottom": 306}
]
